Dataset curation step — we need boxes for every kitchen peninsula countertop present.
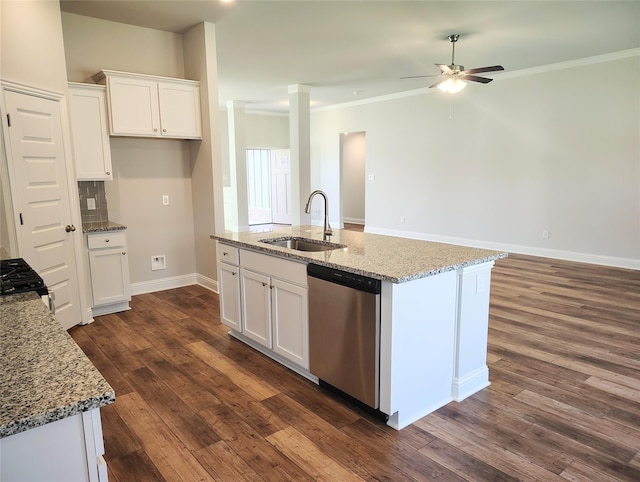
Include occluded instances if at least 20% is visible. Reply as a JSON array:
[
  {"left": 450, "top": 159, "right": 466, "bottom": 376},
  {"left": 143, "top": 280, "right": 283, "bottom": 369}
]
[
  {"left": 0, "top": 293, "right": 115, "bottom": 438},
  {"left": 82, "top": 220, "right": 127, "bottom": 233},
  {"left": 212, "top": 226, "right": 507, "bottom": 283}
]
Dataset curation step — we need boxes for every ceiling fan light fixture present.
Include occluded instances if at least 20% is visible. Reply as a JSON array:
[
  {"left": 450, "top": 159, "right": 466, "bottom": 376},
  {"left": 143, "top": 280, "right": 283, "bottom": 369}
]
[{"left": 438, "top": 77, "right": 466, "bottom": 93}]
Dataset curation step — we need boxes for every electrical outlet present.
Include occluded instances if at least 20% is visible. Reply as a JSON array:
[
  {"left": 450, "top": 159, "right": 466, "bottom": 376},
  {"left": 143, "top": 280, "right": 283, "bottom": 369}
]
[
  {"left": 151, "top": 255, "right": 166, "bottom": 271},
  {"left": 162, "top": 195, "right": 169, "bottom": 206},
  {"left": 87, "top": 198, "right": 96, "bottom": 210},
  {"left": 400, "top": 216, "right": 405, "bottom": 223},
  {"left": 542, "top": 230, "right": 550, "bottom": 239},
  {"left": 368, "top": 174, "right": 375, "bottom": 181}
]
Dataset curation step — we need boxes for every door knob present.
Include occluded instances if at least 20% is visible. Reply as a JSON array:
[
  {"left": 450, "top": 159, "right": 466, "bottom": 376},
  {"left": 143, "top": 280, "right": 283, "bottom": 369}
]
[{"left": 65, "top": 224, "right": 76, "bottom": 232}]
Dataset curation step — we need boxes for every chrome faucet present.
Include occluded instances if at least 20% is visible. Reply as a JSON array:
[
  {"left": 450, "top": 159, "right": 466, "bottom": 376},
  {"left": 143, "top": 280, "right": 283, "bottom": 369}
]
[{"left": 305, "top": 190, "right": 333, "bottom": 240}]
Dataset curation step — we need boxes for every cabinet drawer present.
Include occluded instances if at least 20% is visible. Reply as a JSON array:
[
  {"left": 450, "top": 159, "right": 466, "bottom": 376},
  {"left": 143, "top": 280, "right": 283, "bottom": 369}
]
[
  {"left": 217, "top": 242, "right": 239, "bottom": 266},
  {"left": 88, "top": 231, "right": 127, "bottom": 249}
]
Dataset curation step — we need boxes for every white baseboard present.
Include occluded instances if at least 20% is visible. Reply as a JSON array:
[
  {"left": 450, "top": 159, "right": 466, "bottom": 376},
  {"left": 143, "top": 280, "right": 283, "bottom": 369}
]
[
  {"left": 130, "top": 273, "right": 218, "bottom": 296},
  {"left": 365, "top": 226, "right": 640, "bottom": 270},
  {"left": 197, "top": 273, "right": 218, "bottom": 293},
  {"left": 92, "top": 301, "right": 131, "bottom": 317},
  {"left": 343, "top": 217, "right": 365, "bottom": 225},
  {"left": 452, "top": 366, "right": 491, "bottom": 402},
  {"left": 130, "top": 274, "right": 197, "bottom": 296}
]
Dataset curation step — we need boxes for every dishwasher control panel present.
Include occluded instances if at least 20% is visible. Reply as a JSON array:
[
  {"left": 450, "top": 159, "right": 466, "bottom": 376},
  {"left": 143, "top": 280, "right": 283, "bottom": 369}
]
[{"left": 307, "top": 263, "right": 381, "bottom": 294}]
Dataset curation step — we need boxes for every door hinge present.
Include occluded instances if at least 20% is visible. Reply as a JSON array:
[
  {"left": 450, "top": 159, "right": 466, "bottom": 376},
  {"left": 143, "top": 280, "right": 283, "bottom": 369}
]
[
  {"left": 6, "top": 114, "right": 11, "bottom": 127},
  {"left": 19, "top": 213, "right": 23, "bottom": 225}
]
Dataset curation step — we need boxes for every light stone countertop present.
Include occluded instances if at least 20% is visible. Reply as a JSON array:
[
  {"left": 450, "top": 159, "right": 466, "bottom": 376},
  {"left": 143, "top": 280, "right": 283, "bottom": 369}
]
[
  {"left": 212, "top": 226, "right": 508, "bottom": 283},
  {"left": 82, "top": 220, "right": 127, "bottom": 233},
  {"left": 0, "top": 293, "right": 115, "bottom": 438}
]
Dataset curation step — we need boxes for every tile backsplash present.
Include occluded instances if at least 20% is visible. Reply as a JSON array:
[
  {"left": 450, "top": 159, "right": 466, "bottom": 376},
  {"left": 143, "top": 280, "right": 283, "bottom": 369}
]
[{"left": 78, "top": 181, "right": 109, "bottom": 223}]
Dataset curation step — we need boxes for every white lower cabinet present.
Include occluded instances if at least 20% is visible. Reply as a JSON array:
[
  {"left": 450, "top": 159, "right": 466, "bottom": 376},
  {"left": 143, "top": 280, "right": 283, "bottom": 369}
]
[
  {"left": 218, "top": 262, "right": 241, "bottom": 331},
  {"left": 240, "top": 268, "right": 272, "bottom": 348},
  {"left": 0, "top": 408, "right": 107, "bottom": 482},
  {"left": 217, "top": 242, "right": 241, "bottom": 330},
  {"left": 271, "top": 277, "right": 308, "bottom": 368},
  {"left": 86, "top": 231, "right": 131, "bottom": 316},
  {"left": 216, "top": 242, "right": 309, "bottom": 371}
]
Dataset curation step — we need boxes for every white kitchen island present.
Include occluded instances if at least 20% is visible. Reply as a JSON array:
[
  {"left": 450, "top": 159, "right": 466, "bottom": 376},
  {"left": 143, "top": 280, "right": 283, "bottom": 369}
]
[{"left": 212, "top": 226, "right": 507, "bottom": 430}]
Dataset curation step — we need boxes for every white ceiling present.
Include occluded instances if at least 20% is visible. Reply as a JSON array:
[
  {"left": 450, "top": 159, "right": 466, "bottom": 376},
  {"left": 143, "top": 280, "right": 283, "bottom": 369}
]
[{"left": 60, "top": 1, "right": 640, "bottom": 112}]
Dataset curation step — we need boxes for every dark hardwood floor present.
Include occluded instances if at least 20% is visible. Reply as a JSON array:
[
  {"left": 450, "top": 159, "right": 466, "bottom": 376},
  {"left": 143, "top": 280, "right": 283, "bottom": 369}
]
[{"left": 70, "top": 253, "right": 640, "bottom": 481}]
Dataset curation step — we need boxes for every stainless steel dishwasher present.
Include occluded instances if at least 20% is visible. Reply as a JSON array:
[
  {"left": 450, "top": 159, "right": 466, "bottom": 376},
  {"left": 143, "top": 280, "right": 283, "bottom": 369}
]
[{"left": 307, "top": 263, "right": 383, "bottom": 414}]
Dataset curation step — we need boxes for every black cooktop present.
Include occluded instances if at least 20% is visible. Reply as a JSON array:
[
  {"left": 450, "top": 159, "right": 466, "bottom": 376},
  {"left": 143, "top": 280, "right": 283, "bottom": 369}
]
[{"left": 0, "top": 258, "right": 48, "bottom": 297}]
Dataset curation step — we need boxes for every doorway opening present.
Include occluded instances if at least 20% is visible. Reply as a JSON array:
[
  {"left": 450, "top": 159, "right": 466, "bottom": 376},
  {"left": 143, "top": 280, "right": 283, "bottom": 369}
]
[
  {"left": 340, "top": 131, "right": 366, "bottom": 230},
  {"left": 246, "top": 148, "right": 291, "bottom": 227}
]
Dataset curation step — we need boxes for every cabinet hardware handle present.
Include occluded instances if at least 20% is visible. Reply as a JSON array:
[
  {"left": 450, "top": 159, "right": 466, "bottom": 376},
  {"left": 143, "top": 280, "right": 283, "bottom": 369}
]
[
  {"left": 65, "top": 224, "right": 76, "bottom": 232},
  {"left": 223, "top": 252, "right": 228, "bottom": 256},
  {"left": 232, "top": 272, "right": 236, "bottom": 276},
  {"left": 162, "top": 128, "right": 167, "bottom": 132},
  {"left": 153, "top": 128, "right": 158, "bottom": 132},
  {"left": 122, "top": 251, "right": 126, "bottom": 255},
  {"left": 105, "top": 239, "right": 110, "bottom": 243},
  {"left": 262, "top": 282, "right": 267, "bottom": 287},
  {"left": 106, "top": 171, "right": 111, "bottom": 175}
]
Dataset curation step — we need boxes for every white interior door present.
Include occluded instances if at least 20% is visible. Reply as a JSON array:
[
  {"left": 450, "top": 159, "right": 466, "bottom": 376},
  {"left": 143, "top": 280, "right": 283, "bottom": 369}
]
[
  {"left": 3, "top": 88, "right": 82, "bottom": 330},
  {"left": 271, "top": 149, "right": 291, "bottom": 225}
]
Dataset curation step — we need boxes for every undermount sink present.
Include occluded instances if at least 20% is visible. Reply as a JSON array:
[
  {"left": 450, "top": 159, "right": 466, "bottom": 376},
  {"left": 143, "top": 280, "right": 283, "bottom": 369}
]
[{"left": 260, "top": 237, "right": 346, "bottom": 252}]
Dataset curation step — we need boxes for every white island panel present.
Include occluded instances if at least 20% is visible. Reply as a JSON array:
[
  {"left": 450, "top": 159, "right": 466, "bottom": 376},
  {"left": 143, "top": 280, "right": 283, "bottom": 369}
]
[
  {"left": 380, "top": 270, "right": 458, "bottom": 430},
  {"left": 452, "top": 261, "right": 494, "bottom": 400}
]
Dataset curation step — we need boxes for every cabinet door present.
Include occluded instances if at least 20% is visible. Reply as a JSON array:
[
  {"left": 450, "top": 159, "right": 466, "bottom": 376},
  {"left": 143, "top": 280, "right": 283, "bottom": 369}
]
[
  {"left": 68, "top": 84, "right": 113, "bottom": 180},
  {"left": 240, "top": 268, "right": 272, "bottom": 348},
  {"left": 106, "top": 76, "right": 159, "bottom": 136},
  {"left": 157, "top": 82, "right": 202, "bottom": 139},
  {"left": 218, "top": 263, "right": 241, "bottom": 331},
  {"left": 271, "top": 278, "right": 309, "bottom": 369},
  {"left": 89, "top": 247, "right": 131, "bottom": 307}
]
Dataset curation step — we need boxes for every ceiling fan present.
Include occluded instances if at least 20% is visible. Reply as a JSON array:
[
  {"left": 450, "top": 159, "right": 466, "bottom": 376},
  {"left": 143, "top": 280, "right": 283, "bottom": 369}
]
[{"left": 402, "top": 34, "right": 504, "bottom": 93}]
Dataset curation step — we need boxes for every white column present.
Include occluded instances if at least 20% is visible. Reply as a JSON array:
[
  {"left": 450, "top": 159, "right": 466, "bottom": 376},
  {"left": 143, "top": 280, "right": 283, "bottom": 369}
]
[
  {"left": 227, "top": 100, "right": 249, "bottom": 230},
  {"left": 183, "top": 22, "right": 223, "bottom": 285},
  {"left": 288, "top": 84, "right": 311, "bottom": 225}
]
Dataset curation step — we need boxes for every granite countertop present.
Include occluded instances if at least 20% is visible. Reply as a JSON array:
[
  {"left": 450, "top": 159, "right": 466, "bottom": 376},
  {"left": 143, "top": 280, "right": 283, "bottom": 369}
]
[
  {"left": 0, "top": 293, "right": 115, "bottom": 438},
  {"left": 82, "top": 220, "right": 127, "bottom": 233},
  {"left": 212, "top": 226, "right": 508, "bottom": 283}
]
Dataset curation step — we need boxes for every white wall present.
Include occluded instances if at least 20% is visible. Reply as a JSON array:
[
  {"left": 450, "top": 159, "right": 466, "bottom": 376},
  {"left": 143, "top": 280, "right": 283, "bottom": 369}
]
[
  {"left": 105, "top": 138, "right": 196, "bottom": 283},
  {"left": 311, "top": 53, "right": 640, "bottom": 268},
  {"left": 245, "top": 112, "right": 289, "bottom": 149},
  {"left": 62, "top": 13, "right": 185, "bottom": 81},
  {"left": 0, "top": 1, "right": 69, "bottom": 93}
]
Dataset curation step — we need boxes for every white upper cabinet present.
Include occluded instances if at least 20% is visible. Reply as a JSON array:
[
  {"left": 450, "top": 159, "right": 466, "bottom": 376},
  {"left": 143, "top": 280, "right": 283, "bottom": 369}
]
[
  {"left": 157, "top": 82, "right": 202, "bottom": 138},
  {"left": 92, "top": 70, "right": 202, "bottom": 140},
  {"left": 68, "top": 83, "right": 113, "bottom": 180}
]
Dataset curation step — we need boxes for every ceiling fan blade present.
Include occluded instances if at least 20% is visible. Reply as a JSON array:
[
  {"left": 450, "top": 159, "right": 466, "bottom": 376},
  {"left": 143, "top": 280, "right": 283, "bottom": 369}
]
[
  {"left": 464, "top": 75, "right": 494, "bottom": 84},
  {"left": 436, "top": 64, "right": 453, "bottom": 74},
  {"left": 428, "top": 78, "right": 447, "bottom": 89},
  {"left": 400, "top": 74, "right": 441, "bottom": 79},
  {"left": 464, "top": 65, "right": 504, "bottom": 75}
]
